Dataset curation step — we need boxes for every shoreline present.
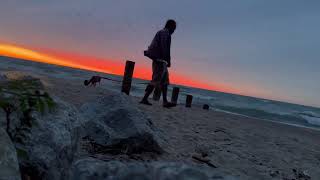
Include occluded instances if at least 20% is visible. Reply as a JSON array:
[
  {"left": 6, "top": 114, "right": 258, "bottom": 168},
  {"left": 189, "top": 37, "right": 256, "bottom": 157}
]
[{"left": 214, "top": 109, "right": 320, "bottom": 132}]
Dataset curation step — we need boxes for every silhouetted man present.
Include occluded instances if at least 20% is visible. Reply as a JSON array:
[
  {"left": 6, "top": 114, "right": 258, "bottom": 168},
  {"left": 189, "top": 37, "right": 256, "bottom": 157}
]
[{"left": 140, "top": 19, "right": 177, "bottom": 108}]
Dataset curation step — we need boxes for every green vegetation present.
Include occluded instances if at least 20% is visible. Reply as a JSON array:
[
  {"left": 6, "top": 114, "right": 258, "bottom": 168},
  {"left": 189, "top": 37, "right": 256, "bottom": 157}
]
[{"left": 0, "top": 77, "right": 55, "bottom": 140}]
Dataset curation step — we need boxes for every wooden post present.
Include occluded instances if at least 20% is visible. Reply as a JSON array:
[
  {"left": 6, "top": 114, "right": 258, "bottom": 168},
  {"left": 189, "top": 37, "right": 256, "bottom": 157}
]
[
  {"left": 171, "top": 87, "right": 180, "bottom": 104},
  {"left": 121, "top": 60, "right": 135, "bottom": 95},
  {"left": 153, "top": 87, "right": 161, "bottom": 101},
  {"left": 186, "top": 95, "right": 193, "bottom": 108}
]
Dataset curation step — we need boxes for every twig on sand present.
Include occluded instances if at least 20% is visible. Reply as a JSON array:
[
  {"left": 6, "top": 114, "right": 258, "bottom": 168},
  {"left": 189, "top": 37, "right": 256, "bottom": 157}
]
[
  {"left": 192, "top": 154, "right": 217, "bottom": 168},
  {"left": 214, "top": 128, "right": 227, "bottom": 134}
]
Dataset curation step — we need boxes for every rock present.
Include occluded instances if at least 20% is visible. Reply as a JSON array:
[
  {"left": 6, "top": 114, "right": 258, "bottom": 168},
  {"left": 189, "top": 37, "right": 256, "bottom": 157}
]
[
  {"left": 70, "top": 158, "right": 237, "bottom": 180},
  {"left": 0, "top": 74, "right": 8, "bottom": 127},
  {"left": 269, "top": 170, "right": 279, "bottom": 177},
  {"left": 195, "top": 143, "right": 213, "bottom": 157},
  {"left": 0, "top": 73, "right": 8, "bottom": 82},
  {"left": 14, "top": 97, "right": 83, "bottom": 180},
  {"left": 300, "top": 170, "right": 311, "bottom": 179},
  {"left": 80, "top": 94, "right": 164, "bottom": 155},
  {"left": 292, "top": 169, "right": 311, "bottom": 180},
  {"left": 203, "top": 104, "right": 210, "bottom": 110},
  {"left": 0, "top": 128, "right": 21, "bottom": 180}
]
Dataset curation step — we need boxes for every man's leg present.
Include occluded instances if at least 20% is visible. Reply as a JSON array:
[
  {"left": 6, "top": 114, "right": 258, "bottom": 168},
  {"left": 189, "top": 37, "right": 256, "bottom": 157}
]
[
  {"left": 141, "top": 61, "right": 157, "bottom": 105},
  {"left": 140, "top": 84, "right": 154, "bottom": 105},
  {"left": 162, "top": 84, "right": 168, "bottom": 103},
  {"left": 162, "top": 84, "right": 176, "bottom": 108},
  {"left": 152, "top": 86, "right": 162, "bottom": 101},
  {"left": 161, "top": 64, "right": 176, "bottom": 108}
]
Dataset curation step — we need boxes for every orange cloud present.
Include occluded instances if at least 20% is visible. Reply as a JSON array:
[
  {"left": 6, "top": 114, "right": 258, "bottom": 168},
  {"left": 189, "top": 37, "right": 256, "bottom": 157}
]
[{"left": 0, "top": 42, "right": 233, "bottom": 92}]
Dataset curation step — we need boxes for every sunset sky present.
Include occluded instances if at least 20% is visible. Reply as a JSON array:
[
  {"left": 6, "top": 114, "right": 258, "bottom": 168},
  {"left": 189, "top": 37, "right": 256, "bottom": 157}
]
[{"left": 0, "top": 0, "right": 320, "bottom": 107}]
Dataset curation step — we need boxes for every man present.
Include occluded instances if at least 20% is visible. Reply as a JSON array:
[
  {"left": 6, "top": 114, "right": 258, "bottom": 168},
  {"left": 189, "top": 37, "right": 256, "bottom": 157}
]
[{"left": 140, "top": 19, "right": 177, "bottom": 108}]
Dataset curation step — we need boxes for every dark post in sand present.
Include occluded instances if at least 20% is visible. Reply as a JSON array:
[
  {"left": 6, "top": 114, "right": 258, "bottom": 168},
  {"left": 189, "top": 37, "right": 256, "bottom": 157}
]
[
  {"left": 171, "top": 87, "right": 180, "bottom": 104},
  {"left": 186, "top": 94, "right": 193, "bottom": 107},
  {"left": 121, "top": 60, "right": 135, "bottom": 95},
  {"left": 203, "top": 104, "right": 210, "bottom": 110},
  {"left": 153, "top": 87, "right": 162, "bottom": 101}
]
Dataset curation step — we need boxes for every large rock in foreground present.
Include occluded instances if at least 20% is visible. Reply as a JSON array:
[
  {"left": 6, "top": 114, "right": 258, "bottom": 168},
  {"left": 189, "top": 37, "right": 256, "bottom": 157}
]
[
  {"left": 15, "top": 97, "right": 83, "bottom": 180},
  {"left": 70, "top": 158, "right": 236, "bottom": 180},
  {"left": 80, "top": 94, "right": 164, "bottom": 155},
  {"left": 0, "top": 128, "right": 21, "bottom": 180}
]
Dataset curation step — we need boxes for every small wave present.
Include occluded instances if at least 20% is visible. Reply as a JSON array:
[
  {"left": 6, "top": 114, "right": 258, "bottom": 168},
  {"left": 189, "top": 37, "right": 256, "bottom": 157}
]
[
  {"left": 299, "top": 111, "right": 320, "bottom": 118},
  {"left": 214, "top": 105, "right": 316, "bottom": 128},
  {"left": 296, "top": 111, "right": 320, "bottom": 126},
  {"left": 300, "top": 115, "right": 320, "bottom": 126}
]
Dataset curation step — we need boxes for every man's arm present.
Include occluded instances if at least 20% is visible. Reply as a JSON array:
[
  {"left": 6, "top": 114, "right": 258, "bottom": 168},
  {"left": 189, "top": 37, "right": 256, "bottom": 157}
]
[{"left": 160, "top": 31, "right": 171, "bottom": 67}]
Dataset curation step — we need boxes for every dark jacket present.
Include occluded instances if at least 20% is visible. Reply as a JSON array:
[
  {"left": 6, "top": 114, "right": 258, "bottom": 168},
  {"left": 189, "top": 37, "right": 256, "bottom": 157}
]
[{"left": 144, "top": 28, "right": 171, "bottom": 64}]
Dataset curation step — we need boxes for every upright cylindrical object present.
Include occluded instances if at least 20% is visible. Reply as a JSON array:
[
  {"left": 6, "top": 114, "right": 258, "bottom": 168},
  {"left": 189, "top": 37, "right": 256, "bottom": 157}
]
[
  {"left": 186, "top": 95, "right": 193, "bottom": 108},
  {"left": 121, "top": 60, "right": 135, "bottom": 95},
  {"left": 171, "top": 87, "right": 180, "bottom": 104}
]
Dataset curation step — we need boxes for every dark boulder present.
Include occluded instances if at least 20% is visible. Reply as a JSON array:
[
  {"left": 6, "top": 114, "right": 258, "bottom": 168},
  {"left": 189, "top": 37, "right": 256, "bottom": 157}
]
[{"left": 80, "top": 94, "right": 165, "bottom": 155}]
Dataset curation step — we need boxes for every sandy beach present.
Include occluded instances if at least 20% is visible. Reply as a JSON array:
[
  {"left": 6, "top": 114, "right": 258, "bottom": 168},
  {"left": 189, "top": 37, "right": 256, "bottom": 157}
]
[
  {"left": 1, "top": 58, "right": 320, "bottom": 179},
  {"left": 47, "top": 76, "right": 320, "bottom": 179}
]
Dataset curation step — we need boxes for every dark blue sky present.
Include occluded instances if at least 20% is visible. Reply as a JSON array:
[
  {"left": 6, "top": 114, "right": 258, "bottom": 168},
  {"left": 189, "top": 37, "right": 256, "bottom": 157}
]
[{"left": 1, "top": 0, "right": 320, "bottom": 107}]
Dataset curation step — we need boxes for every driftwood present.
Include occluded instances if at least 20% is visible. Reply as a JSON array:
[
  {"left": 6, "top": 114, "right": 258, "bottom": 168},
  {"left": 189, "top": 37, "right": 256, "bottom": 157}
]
[{"left": 192, "top": 154, "right": 217, "bottom": 168}]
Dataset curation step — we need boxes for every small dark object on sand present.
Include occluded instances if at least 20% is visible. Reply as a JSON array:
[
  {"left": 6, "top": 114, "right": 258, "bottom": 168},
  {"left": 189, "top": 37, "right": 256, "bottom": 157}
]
[
  {"left": 192, "top": 154, "right": 217, "bottom": 168},
  {"left": 203, "top": 104, "right": 209, "bottom": 110}
]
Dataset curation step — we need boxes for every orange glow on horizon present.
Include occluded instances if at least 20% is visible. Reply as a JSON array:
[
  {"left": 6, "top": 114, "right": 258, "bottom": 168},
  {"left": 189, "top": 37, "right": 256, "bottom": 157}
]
[
  {"left": 0, "top": 42, "right": 234, "bottom": 92},
  {"left": 0, "top": 43, "right": 113, "bottom": 74}
]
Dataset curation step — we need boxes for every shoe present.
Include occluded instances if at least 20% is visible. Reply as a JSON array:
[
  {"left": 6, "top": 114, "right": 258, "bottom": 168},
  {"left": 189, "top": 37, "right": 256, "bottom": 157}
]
[
  {"left": 163, "top": 102, "right": 176, "bottom": 108},
  {"left": 140, "top": 100, "right": 152, "bottom": 106}
]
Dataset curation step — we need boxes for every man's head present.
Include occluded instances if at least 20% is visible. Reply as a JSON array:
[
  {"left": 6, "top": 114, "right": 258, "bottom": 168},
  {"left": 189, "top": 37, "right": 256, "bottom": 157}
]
[{"left": 165, "top": 19, "right": 176, "bottom": 35}]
